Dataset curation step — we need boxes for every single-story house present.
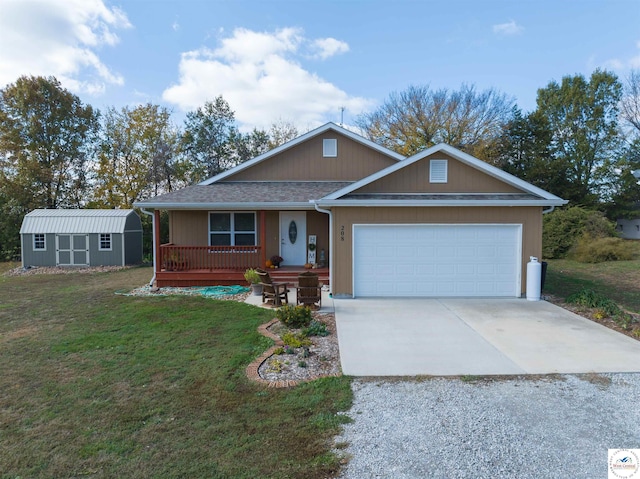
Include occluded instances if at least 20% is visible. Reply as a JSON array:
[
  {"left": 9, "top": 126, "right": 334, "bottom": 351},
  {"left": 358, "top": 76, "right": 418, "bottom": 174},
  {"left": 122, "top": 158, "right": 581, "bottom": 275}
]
[
  {"left": 616, "top": 218, "right": 640, "bottom": 239},
  {"left": 20, "top": 209, "right": 143, "bottom": 267},
  {"left": 134, "top": 122, "right": 567, "bottom": 297}
]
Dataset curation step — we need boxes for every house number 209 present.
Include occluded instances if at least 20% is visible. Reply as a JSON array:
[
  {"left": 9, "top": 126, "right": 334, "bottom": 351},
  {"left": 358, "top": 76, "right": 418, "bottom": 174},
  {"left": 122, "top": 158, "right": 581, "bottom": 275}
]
[{"left": 340, "top": 225, "right": 345, "bottom": 241}]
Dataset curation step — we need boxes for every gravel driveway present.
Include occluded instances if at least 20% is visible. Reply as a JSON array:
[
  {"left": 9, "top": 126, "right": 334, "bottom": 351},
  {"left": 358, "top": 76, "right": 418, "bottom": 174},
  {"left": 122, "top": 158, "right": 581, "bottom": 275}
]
[{"left": 335, "top": 374, "right": 640, "bottom": 478}]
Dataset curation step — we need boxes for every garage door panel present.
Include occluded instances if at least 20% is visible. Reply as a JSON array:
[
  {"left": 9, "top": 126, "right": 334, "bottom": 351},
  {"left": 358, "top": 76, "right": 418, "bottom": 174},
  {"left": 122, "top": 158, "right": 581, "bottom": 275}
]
[{"left": 353, "top": 224, "right": 520, "bottom": 298}]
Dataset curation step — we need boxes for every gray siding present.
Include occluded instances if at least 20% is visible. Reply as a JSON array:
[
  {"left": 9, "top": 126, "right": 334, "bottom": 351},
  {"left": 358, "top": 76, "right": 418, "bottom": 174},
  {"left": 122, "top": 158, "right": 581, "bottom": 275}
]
[
  {"left": 21, "top": 233, "right": 57, "bottom": 267},
  {"left": 124, "top": 230, "right": 143, "bottom": 264},
  {"left": 89, "top": 233, "right": 124, "bottom": 266},
  {"left": 616, "top": 219, "right": 640, "bottom": 239},
  {"left": 125, "top": 212, "right": 143, "bottom": 232}
]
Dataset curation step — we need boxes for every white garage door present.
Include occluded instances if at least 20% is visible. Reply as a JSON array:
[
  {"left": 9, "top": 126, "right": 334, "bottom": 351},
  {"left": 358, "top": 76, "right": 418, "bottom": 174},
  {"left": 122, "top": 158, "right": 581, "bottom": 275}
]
[{"left": 353, "top": 224, "right": 521, "bottom": 297}]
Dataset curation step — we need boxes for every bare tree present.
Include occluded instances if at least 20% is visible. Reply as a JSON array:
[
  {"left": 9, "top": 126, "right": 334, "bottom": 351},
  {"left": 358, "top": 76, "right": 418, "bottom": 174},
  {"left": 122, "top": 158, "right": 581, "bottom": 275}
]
[
  {"left": 621, "top": 70, "right": 640, "bottom": 134},
  {"left": 268, "top": 118, "right": 299, "bottom": 148},
  {"left": 355, "top": 84, "right": 514, "bottom": 160}
]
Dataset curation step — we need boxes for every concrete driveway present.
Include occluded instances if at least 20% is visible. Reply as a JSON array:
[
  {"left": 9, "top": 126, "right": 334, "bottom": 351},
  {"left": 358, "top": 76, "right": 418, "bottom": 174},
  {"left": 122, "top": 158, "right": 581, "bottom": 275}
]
[{"left": 333, "top": 298, "right": 640, "bottom": 376}]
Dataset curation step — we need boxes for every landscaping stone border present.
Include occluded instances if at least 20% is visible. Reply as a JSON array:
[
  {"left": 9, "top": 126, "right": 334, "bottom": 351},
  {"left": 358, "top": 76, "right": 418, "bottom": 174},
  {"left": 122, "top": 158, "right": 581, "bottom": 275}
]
[{"left": 245, "top": 318, "right": 341, "bottom": 388}]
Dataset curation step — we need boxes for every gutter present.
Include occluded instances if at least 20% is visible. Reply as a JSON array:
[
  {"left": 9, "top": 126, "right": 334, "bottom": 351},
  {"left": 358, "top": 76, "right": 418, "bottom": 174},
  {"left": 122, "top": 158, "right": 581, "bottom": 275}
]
[
  {"left": 139, "top": 208, "right": 156, "bottom": 287},
  {"left": 313, "top": 201, "right": 333, "bottom": 296},
  {"left": 542, "top": 206, "right": 556, "bottom": 214},
  {"left": 314, "top": 199, "right": 568, "bottom": 208},
  {"left": 133, "top": 201, "right": 315, "bottom": 210}
]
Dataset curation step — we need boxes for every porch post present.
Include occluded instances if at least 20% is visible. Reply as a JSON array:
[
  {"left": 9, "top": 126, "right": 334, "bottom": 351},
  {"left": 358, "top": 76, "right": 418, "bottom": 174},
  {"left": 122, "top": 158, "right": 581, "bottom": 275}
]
[
  {"left": 154, "top": 209, "right": 161, "bottom": 275},
  {"left": 259, "top": 210, "right": 266, "bottom": 267}
]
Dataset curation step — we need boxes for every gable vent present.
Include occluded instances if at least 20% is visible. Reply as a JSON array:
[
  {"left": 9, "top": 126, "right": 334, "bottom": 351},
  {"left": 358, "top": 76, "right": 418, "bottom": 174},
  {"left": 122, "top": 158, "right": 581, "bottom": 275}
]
[
  {"left": 323, "top": 138, "right": 337, "bottom": 157},
  {"left": 430, "top": 159, "right": 448, "bottom": 183}
]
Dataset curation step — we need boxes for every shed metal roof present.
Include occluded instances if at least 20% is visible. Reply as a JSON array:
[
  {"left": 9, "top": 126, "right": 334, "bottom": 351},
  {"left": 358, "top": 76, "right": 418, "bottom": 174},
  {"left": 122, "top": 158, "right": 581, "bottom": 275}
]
[{"left": 20, "top": 209, "right": 138, "bottom": 234}]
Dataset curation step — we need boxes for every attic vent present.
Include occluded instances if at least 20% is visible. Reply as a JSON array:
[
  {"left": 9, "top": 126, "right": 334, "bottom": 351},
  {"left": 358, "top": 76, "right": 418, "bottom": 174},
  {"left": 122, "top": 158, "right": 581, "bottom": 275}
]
[
  {"left": 323, "top": 138, "right": 337, "bottom": 157},
  {"left": 430, "top": 159, "right": 448, "bottom": 183}
]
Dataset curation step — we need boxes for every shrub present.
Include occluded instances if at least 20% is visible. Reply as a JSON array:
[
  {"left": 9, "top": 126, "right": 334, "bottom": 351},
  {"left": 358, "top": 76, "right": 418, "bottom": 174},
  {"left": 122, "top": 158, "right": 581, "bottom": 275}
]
[
  {"left": 281, "top": 331, "right": 312, "bottom": 348},
  {"left": 566, "top": 289, "right": 621, "bottom": 317},
  {"left": 302, "top": 320, "right": 329, "bottom": 337},
  {"left": 570, "top": 236, "right": 635, "bottom": 263},
  {"left": 543, "top": 207, "right": 617, "bottom": 259},
  {"left": 275, "top": 304, "right": 312, "bottom": 328}
]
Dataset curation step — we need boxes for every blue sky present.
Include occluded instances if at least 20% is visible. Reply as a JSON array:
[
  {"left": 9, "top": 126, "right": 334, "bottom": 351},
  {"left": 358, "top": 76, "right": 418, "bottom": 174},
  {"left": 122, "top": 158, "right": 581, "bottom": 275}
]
[{"left": 1, "top": 0, "right": 639, "bottom": 131}]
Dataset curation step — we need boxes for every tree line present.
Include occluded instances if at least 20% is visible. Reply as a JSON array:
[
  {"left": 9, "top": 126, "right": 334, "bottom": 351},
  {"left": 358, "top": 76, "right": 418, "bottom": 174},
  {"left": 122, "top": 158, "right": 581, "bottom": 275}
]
[
  {"left": 0, "top": 76, "right": 299, "bottom": 258},
  {"left": 1, "top": 70, "right": 639, "bottom": 260}
]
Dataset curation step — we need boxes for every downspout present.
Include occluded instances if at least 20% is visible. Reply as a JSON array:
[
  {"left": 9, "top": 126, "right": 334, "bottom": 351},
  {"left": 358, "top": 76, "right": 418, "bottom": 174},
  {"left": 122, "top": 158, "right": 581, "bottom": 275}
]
[
  {"left": 140, "top": 208, "right": 156, "bottom": 287},
  {"left": 542, "top": 206, "right": 555, "bottom": 214},
  {"left": 313, "top": 201, "right": 333, "bottom": 296}
]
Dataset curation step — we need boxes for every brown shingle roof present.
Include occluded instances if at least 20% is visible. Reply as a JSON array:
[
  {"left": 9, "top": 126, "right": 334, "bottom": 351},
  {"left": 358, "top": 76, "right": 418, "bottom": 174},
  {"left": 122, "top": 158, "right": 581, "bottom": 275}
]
[{"left": 135, "top": 181, "right": 353, "bottom": 207}]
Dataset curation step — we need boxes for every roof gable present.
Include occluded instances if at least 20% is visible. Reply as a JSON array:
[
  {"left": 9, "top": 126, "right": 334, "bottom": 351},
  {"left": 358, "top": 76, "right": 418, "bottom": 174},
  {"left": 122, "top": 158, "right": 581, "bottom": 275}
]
[
  {"left": 199, "top": 123, "right": 404, "bottom": 184},
  {"left": 321, "top": 143, "right": 567, "bottom": 204}
]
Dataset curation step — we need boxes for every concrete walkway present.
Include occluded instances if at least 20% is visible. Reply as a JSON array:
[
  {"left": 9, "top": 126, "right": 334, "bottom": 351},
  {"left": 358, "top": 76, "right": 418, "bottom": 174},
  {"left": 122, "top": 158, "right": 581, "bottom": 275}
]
[{"left": 334, "top": 298, "right": 640, "bottom": 376}]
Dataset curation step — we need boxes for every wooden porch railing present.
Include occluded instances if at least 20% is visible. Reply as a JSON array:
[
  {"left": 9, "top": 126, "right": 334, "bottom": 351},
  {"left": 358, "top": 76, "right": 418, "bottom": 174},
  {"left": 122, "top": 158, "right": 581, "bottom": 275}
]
[{"left": 160, "top": 244, "right": 262, "bottom": 271}]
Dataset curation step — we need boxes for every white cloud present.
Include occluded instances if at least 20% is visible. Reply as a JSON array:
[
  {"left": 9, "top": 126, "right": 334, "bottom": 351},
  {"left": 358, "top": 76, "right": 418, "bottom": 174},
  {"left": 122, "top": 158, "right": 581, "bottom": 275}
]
[
  {"left": 162, "top": 27, "right": 371, "bottom": 130},
  {"left": 602, "top": 40, "right": 640, "bottom": 71},
  {"left": 311, "top": 38, "right": 350, "bottom": 60},
  {"left": 0, "top": 0, "right": 131, "bottom": 95},
  {"left": 492, "top": 20, "right": 523, "bottom": 36}
]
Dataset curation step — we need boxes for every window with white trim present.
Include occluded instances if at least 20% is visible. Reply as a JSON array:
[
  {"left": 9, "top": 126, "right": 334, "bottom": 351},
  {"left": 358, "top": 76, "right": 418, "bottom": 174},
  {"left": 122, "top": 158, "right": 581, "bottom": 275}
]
[
  {"left": 323, "top": 138, "right": 337, "bottom": 157},
  {"left": 209, "top": 212, "right": 256, "bottom": 246},
  {"left": 430, "top": 159, "right": 448, "bottom": 183},
  {"left": 99, "top": 233, "right": 112, "bottom": 251},
  {"left": 33, "top": 234, "right": 45, "bottom": 250}
]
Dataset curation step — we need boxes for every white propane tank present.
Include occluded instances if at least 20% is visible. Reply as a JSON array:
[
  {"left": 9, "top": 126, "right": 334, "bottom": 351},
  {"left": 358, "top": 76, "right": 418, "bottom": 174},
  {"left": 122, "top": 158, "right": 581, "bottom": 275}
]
[{"left": 526, "top": 256, "right": 542, "bottom": 301}]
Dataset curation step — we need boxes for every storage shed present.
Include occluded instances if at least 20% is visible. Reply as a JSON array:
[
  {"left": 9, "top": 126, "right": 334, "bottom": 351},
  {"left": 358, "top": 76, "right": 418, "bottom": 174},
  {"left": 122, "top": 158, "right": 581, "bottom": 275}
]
[{"left": 20, "top": 209, "right": 143, "bottom": 267}]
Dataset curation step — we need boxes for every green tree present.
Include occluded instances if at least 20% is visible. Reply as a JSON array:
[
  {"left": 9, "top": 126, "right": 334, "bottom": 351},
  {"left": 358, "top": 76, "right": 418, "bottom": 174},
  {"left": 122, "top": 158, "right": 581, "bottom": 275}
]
[
  {"left": 231, "top": 128, "right": 270, "bottom": 164},
  {"left": 603, "top": 138, "right": 640, "bottom": 219},
  {"left": 182, "top": 96, "right": 238, "bottom": 181},
  {"left": 93, "top": 104, "right": 185, "bottom": 209},
  {"left": 495, "top": 107, "right": 573, "bottom": 196},
  {"left": 355, "top": 84, "right": 514, "bottom": 160},
  {"left": 0, "top": 75, "right": 98, "bottom": 257},
  {"left": 534, "top": 69, "right": 623, "bottom": 206}
]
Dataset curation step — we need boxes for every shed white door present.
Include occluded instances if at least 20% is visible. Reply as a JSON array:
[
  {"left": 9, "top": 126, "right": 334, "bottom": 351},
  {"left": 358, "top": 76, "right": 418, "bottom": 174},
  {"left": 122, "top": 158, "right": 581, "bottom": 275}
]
[
  {"left": 56, "top": 234, "right": 89, "bottom": 266},
  {"left": 353, "top": 224, "right": 521, "bottom": 297}
]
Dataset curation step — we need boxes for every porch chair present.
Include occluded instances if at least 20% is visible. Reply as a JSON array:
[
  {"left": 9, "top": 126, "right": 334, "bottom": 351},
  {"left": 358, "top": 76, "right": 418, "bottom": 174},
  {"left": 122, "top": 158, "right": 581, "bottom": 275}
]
[
  {"left": 296, "top": 271, "right": 322, "bottom": 309},
  {"left": 256, "top": 268, "right": 289, "bottom": 307}
]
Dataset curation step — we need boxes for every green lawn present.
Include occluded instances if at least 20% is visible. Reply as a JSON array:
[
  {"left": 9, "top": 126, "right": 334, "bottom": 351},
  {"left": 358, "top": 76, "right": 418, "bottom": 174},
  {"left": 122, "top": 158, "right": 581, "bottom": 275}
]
[
  {"left": 0, "top": 265, "right": 352, "bottom": 479},
  {"left": 544, "top": 255, "right": 640, "bottom": 313}
]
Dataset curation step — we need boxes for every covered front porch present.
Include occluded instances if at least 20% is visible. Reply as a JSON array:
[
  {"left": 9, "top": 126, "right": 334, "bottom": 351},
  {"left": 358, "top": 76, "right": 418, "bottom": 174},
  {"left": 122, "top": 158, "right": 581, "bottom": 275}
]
[{"left": 150, "top": 209, "right": 330, "bottom": 288}]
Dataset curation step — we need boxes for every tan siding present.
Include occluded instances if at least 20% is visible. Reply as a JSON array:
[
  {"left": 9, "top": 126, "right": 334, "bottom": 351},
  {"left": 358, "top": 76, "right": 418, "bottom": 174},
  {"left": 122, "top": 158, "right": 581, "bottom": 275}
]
[
  {"left": 265, "top": 211, "right": 280, "bottom": 261},
  {"left": 169, "top": 211, "right": 208, "bottom": 245},
  {"left": 331, "top": 206, "right": 542, "bottom": 297},
  {"left": 307, "top": 210, "right": 330, "bottom": 265},
  {"left": 227, "top": 132, "right": 397, "bottom": 181},
  {"left": 356, "top": 152, "right": 521, "bottom": 194}
]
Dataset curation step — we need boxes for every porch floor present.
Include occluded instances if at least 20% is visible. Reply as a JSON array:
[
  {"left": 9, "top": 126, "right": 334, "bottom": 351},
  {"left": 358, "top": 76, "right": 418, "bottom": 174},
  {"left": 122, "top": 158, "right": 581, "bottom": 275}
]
[{"left": 155, "top": 266, "right": 329, "bottom": 288}]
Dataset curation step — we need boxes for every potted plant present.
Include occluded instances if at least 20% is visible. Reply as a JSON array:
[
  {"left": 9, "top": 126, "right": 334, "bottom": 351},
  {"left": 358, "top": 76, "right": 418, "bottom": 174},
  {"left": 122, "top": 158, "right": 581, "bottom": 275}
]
[
  {"left": 244, "top": 268, "right": 262, "bottom": 296},
  {"left": 270, "top": 255, "right": 283, "bottom": 268}
]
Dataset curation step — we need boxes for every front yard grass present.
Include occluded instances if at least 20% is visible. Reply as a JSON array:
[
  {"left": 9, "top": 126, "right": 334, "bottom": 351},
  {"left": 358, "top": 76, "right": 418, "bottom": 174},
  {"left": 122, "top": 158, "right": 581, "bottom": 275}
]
[
  {"left": 0, "top": 265, "right": 352, "bottom": 479},
  {"left": 545, "top": 254, "right": 640, "bottom": 313}
]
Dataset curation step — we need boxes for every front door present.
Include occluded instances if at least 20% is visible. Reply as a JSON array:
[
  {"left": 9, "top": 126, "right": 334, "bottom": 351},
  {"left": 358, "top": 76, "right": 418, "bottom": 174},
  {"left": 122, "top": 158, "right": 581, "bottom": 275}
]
[{"left": 280, "top": 212, "right": 306, "bottom": 265}]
